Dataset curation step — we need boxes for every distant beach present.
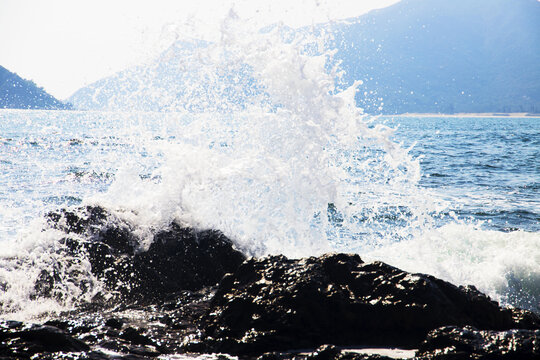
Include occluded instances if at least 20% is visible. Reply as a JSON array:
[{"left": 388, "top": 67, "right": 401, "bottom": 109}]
[{"left": 393, "top": 112, "right": 540, "bottom": 118}]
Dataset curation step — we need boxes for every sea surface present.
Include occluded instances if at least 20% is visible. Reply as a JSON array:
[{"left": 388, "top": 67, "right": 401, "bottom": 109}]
[
  {"left": 383, "top": 115, "right": 539, "bottom": 232},
  {"left": 1, "top": 10, "right": 539, "bottom": 320},
  {"left": 0, "top": 109, "right": 538, "bottom": 319}
]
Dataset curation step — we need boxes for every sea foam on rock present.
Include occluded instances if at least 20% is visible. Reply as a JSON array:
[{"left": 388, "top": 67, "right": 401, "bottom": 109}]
[
  {"left": 5, "top": 208, "right": 538, "bottom": 359},
  {"left": 40, "top": 206, "right": 246, "bottom": 303},
  {"left": 0, "top": 320, "right": 89, "bottom": 359}
]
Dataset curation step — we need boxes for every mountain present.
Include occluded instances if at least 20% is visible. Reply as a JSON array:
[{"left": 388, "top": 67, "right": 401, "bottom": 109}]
[
  {"left": 333, "top": 0, "right": 540, "bottom": 114},
  {"left": 0, "top": 65, "right": 71, "bottom": 110},
  {"left": 69, "top": 0, "right": 540, "bottom": 114},
  {"left": 69, "top": 40, "right": 259, "bottom": 112}
]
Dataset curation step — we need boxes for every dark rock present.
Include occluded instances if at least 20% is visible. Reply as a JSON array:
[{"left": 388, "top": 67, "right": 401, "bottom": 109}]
[
  {"left": 119, "top": 327, "right": 154, "bottom": 346},
  {"left": 105, "top": 318, "right": 124, "bottom": 330},
  {"left": 42, "top": 206, "right": 246, "bottom": 302},
  {"left": 417, "top": 325, "right": 540, "bottom": 359},
  {"left": 0, "top": 320, "right": 89, "bottom": 358},
  {"left": 46, "top": 205, "right": 110, "bottom": 236},
  {"left": 133, "top": 223, "right": 246, "bottom": 298},
  {"left": 256, "top": 345, "right": 398, "bottom": 360},
  {"left": 35, "top": 350, "right": 152, "bottom": 359},
  {"left": 22, "top": 287, "right": 215, "bottom": 358},
  {"left": 199, "top": 253, "right": 540, "bottom": 355},
  {"left": 510, "top": 307, "right": 540, "bottom": 329},
  {"left": 307, "top": 345, "right": 342, "bottom": 360},
  {"left": 9, "top": 217, "right": 540, "bottom": 360},
  {"left": 33, "top": 268, "right": 61, "bottom": 298}
]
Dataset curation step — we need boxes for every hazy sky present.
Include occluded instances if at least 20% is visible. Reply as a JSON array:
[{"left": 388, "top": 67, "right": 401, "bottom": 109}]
[{"left": 0, "top": 0, "right": 400, "bottom": 99}]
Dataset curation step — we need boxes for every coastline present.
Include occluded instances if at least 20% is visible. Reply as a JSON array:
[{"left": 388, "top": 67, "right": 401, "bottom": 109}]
[
  {"left": 2, "top": 108, "right": 539, "bottom": 119},
  {"left": 1, "top": 207, "right": 539, "bottom": 359},
  {"left": 386, "top": 112, "right": 540, "bottom": 118}
]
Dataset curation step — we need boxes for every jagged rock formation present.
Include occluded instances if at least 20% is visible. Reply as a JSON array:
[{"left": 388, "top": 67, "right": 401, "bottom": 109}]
[
  {"left": 197, "top": 253, "right": 539, "bottom": 355},
  {"left": 0, "top": 207, "right": 537, "bottom": 359},
  {"left": 417, "top": 326, "right": 540, "bottom": 359},
  {"left": 40, "top": 206, "right": 246, "bottom": 302},
  {"left": 0, "top": 320, "right": 89, "bottom": 359}
]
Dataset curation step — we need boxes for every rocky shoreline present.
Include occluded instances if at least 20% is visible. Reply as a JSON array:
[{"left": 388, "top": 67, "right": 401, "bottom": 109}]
[{"left": 1, "top": 206, "right": 539, "bottom": 359}]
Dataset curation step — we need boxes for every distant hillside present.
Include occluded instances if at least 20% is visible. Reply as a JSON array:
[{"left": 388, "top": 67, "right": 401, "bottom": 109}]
[
  {"left": 0, "top": 65, "right": 71, "bottom": 110},
  {"left": 333, "top": 0, "right": 540, "bottom": 114},
  {"left": 69, "top": 40, "right": 257, "bottom": 112},
  {"left": 70, "top": 0, "right": 540, "bottom": 114}
]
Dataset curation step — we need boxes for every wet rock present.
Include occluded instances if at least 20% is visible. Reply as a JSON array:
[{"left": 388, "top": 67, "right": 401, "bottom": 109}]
[
  {"left": 510, "top": 307, "right": 540, "bottom": 329},
  {"left": 105, "top": 318, "right": 124, "bottom": 330},
  {"left": 417, "top": 325, "right": 540, "bottom": 359},
  {"left": 37, "top": 287, "right": 214, "bottom": 358},
  {"left": 133, "top": 223, "right": 246, "bottom": 299},
  {"left": 0, "top": 320, "right": 89, "bottom": 359},
  {"left": 35, "top": 351, "right": 153, "bottom": 359},
  {"left": 1, "top": 294, "right": 212, "bottom": 359},
  {"left": 119, "top": 327, "right": 154, "bottom": 346},
  {"left": 308, "top": 345, "right": 344, "bottom": 360},
  {"left": 42, "top": 206, "right": 246, "bottom": 302},
  {"left": 256, "top": 344, "right": 399, "bottom": 360},
  {"left": 33, "top": 268, "right": 61, "bottom": 298},
  {"left": 9, "top": 233, "right": 540, "bottom": 360},
  {"left": 199, "top": 253, "right": 540, "bottom": 355}
]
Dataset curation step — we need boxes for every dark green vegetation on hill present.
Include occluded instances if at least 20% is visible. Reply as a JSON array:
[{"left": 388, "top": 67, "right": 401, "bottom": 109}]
[
  {"left": 334, "top": 0, "right": 540, "bottom": 114},
  {"left": 0, "top": 65, "right": 71, "bottom": 110}
]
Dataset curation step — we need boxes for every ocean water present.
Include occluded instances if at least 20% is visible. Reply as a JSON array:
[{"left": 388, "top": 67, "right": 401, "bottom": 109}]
[
  {"left": 0, "top": 20, "right": 539, "bottom": 319},
  {"left": 1, "top": 109, "right": 538, "bottom": 318}
]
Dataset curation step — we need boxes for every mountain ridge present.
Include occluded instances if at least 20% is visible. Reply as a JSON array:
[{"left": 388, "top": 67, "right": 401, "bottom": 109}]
[
  {"left": 69, "top": 0, "right": 540, "bottom": 114},
  {"left": 333, "top": 0, "right": 540, "bottom": 114},
  {"left": 0, "top": 65, "right": 71, "bottom": 110}
]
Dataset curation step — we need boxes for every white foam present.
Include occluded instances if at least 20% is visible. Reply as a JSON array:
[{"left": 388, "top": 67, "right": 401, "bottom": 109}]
[
  {"left": 0, "top": 219, "right": 103, "bottom": 319},
  {"left": 366, "top": 224, "right": 540, "bottom": 311},
  {"left": 86, "top": 21, "right": 422, "bottom": 257},
  {"left": 0, "top": 12, "right": 538, "bottom": 320}
]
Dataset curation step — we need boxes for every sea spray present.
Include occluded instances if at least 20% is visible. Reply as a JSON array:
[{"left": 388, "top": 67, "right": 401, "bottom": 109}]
[
  {"left": 0, "top": 15, "right": 422, "bottom": 317},
  {"left": 89, "top": 15, "right": 425, "bottom": 258},
  {"left": 0, "top": 221, "right": 103, "bottom": 319},
  {"left": 367, "top": 223, "right": 540, "bottom": 313},
  {"left": 0, "top": 12, "right": 538, "bottom": 319}
]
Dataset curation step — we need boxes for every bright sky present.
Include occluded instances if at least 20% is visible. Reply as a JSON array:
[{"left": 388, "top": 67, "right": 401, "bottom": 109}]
[{"left": 0, "top": 0, "right": 399, "bottom": 99}]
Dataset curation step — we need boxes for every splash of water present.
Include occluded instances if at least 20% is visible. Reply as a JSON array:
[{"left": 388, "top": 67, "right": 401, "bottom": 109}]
[
  {"left": 88, "top": 13, "right": 424, "bottom": 258},
  {"left": 1, "top": 11, "right": 538, "bottom": 319}
]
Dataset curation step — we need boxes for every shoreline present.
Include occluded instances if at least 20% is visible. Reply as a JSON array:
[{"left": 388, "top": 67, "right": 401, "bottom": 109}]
[
  {"left": 0, "top": 206, "right": 539, "bottom": 359},
  {"left": 385, "top": 112, "right": 540, "bottom": 118}
]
